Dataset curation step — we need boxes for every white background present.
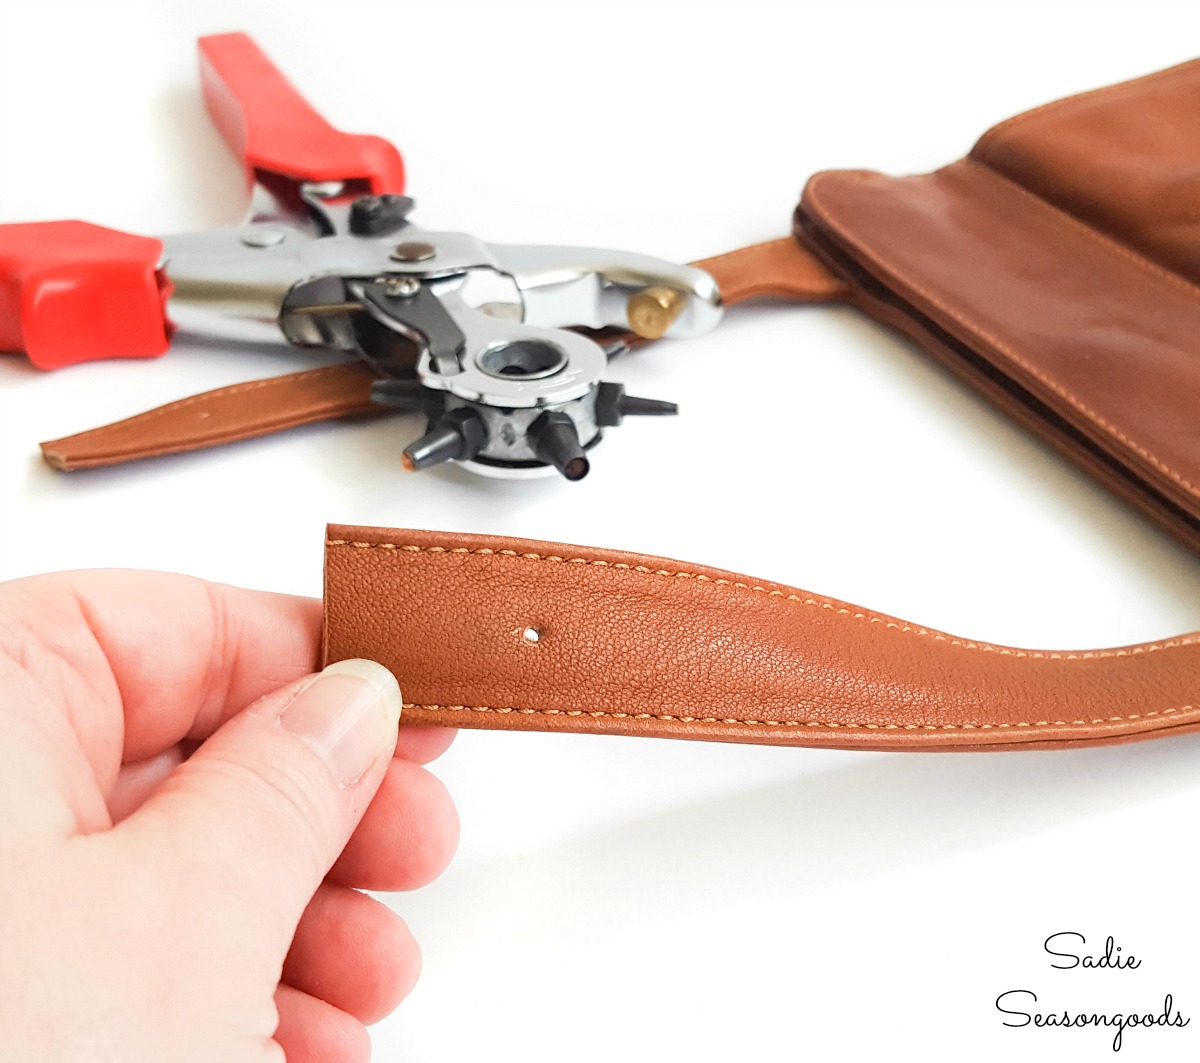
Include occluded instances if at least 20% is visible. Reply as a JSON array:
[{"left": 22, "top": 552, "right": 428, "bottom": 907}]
[{"left": 2, "top": 2, "right": 1199, "bottom": 1061}]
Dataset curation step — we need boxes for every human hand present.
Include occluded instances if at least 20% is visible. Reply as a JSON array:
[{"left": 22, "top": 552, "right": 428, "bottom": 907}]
[{"left": 0, "top": 571, "right": 458, "bottom": 1063}]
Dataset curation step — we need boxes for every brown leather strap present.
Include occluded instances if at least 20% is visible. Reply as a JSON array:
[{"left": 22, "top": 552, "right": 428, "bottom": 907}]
[
  {"left": 41, "top": 362, "right": 383, "bottom": 471},
  {"left": 696, "top": 236, "right": 849, "bottom": 303},
  {"left": 323, "top": 524, "right": 1200, "bottom": 751},
  {"left": 40, "top": 240, "right": 845, "bottom": 471}
]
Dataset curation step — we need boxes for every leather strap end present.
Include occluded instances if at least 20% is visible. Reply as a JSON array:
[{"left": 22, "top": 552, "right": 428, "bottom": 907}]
[
  {"left": 40, "top": 362, "right": 382, "bottom": 471},
  {"left": 322, "top": 524, "right": 1200, "bottom": 751}
]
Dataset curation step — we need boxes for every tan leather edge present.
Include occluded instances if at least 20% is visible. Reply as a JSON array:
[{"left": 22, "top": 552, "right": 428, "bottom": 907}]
[
  {"left": 322, "top": 524, "right": 1200, "bottom": 751},
  {"left": 389, "top": 707, "right": 1200, "bottom": 754},
  {"left": 38, "top": 240, "right": 844, "bottom": 471}
]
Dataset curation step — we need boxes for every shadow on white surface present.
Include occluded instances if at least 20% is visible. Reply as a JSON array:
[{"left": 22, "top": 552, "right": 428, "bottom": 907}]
[{"left": 402, "top": 732, "right": 1200, "bottom": 956}]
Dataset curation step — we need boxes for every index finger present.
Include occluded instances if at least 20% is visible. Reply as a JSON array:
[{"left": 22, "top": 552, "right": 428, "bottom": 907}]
[
  {"left": 3, "top": 571, "right": 321, "bottom": 769},
  {"left": 1, "top": 571, "right": 453, "bottom": 789}
]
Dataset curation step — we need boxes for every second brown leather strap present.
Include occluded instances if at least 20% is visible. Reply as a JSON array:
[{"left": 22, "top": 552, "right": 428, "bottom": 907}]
[
  {"left": 41, "top": 362, "right": 382, "bottom": 471},
  {"left": 323, "top": 524, "right": 1200, "bottom": 752}
]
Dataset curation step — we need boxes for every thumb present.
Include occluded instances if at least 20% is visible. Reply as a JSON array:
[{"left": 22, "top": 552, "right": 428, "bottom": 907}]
[{"left": 121, "top": 658, "right": 401, "bottom": 949}]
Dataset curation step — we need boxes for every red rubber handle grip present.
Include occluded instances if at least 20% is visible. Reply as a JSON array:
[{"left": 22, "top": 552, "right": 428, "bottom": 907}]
[
  {"left": 198, "top": 33, "right": 405, "bottom": 195},
  {"left": 0, "top": 221, "right": 171, "bottom": 369}
]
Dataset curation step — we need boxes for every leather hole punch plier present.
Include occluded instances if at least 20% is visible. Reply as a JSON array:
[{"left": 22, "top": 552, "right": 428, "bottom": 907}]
[{"left": 0, "top": 33, "right": 726, "bottom": 480}]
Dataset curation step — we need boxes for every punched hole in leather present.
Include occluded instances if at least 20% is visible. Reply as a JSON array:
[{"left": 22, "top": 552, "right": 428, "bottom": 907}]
[{"left": 322, "top": 525, "right": 1200, "bottom": 752}]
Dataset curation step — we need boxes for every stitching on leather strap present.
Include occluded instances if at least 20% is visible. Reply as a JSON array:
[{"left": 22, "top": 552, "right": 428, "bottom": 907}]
[
  {"left": 326, "top": 538, "right": 1200, "bottom": 661},
  {"left": 403, "top": 702, "right": 1194, "bottom": 732},
  {"left": 51, "top": 364, "right": 366, "bottom": 445}
]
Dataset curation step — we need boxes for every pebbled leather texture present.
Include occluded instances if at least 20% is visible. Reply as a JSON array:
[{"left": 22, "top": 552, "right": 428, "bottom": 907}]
[
  {"left": 38, "top": 240, "right": 842, "bottom": 471},
  {"left": 324, "top": 525, "right": 1200, "bottom": 751},
  {"left": 796, "top": 59, "right": 1200, "bottom": 550}
]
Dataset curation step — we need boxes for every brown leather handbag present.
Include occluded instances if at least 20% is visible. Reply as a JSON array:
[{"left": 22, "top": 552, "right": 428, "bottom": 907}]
[{"left": 796, "top": 59, "right": 1200, "bottom": 555}]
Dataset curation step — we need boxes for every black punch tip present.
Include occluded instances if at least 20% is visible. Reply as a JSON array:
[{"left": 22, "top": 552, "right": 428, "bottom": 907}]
[
  {"left": 401, "top": 409, "right": 487, "bottom": 471},
  {"left": 595, "top": 381, "right": 678, "bottom": 427},
  {"left": 531, "top": 411, "right": 590, "bottom": 481},
  {"left": 621, "top": 395, "right": 678, "bottom": 417}
]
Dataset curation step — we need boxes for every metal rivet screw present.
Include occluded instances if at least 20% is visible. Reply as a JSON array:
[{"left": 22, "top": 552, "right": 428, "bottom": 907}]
[
  {"left": 627, "top": 285, "right": 686, "bottom": 339},
  {"left": 390, "top": 241, "right": 436, "bottom": 263},
  {"left": 385, "top": 276, "right": 421, "bottom": 298},
  {"left": 240, "top": 227, "right": 286, "bottom": 248},
  {"left": 522, "top": 627, "right": 541, "bottom": 643}
]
